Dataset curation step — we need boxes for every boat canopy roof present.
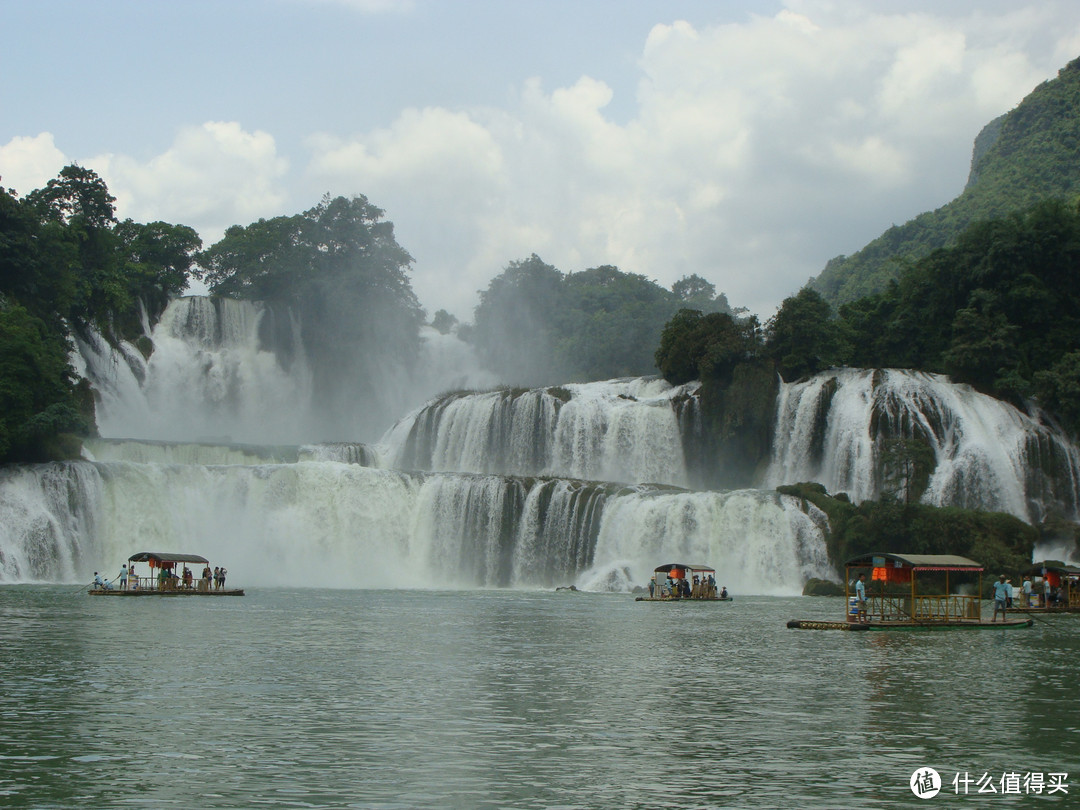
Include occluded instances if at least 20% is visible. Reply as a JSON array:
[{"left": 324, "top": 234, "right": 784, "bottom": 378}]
[
  {"left": 844, "top": 553, "right": 983, "bottom": 572},
  {"left": 1025, "top": 560, "right": 1080, "bottom": 576},
  {"left": 128, "top": 551, "right": 210, "bottom": 565},
  {"left": 654, "top": 563, "right": 715, "bottom": 574}
]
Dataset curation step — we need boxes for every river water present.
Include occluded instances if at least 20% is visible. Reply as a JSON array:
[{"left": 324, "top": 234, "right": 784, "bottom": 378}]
[{"left": 1, "top": 587, "right": 1077, "bottom": 809}]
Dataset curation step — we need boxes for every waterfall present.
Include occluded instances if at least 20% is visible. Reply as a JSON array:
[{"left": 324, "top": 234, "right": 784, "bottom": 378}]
[
  {"left": 53, "top": 305, "right": 1080, "bottom": 591},
  {"left": 75, "top": 297, "right": 315, "bottom": 444},
  {"left": 765, "top": 368, "right": 1080, "bottom": 523},
  {"left": 82, "top": 438, "right": 302, "bottom": 466},
  {"left": 380, "top": 378, "right": 699, "bottom": 486},
  {"left": 0, "top": 460, "right": 832, "bottom": 591},
  {"left": 0, "top": 464, "right": 103, "bottom": 582}
]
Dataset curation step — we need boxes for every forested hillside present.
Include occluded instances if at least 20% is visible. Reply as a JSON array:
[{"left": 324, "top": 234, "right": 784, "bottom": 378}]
[
  {"left": 0, "top": 167, "right": 198, "bottom": 461},
  {"left": 812, "top": 56, "right": 1080, "bottom": 305}
]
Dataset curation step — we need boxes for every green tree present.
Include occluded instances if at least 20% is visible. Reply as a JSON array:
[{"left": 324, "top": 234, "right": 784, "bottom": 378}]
[
  {"left": 942, "top": 290, "right": 1020, "bottom": 394},
  {"left": 0, "top": 302, "right": 87, "bottom": 460},
  {"left": 471, "top": 254, "right": 566, "bottom": 383},
  {"left": 24, "top": 164, "right": 124, "bottom": 323},
  {"left": 114, "top": 219, "right": 202, "bottom": 326},
  {"left": 765, "top": 287, "right": 845, "bottom": 381},
  {"left": 558, "top": 266, "right": 674, "bottom": 379},
  {"left": 655, "top": 309, "right": 758, "bottom": 386},
  {"left": 431, "top": 309, "right": 458, "bottom": 335},
  {"left": 1034, "top": 351, "right": 1080, "bottom": 430}
]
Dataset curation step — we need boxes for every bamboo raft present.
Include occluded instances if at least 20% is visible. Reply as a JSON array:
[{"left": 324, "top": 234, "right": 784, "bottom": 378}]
[
  {"left": 789, "top": 553, "right": 1034, "bottom": 632},
  {"left": 88, "top": 587, "right": 244, "bottom": 597},
  {"left": 88, "top": 551, "right": 243, "bottom": 597},
  {"left": 787, "top": 617, "right": 1032, "bottom": 630},
  {"left": 636, "top": 596, "right": 732, "bottom": 602}
]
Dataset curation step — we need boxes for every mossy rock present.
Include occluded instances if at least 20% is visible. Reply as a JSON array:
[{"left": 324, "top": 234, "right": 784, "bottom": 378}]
[
  {"left": 802, "top": 577, "right": 844, "bottom": 596},
  {"left": 135, "top": 335, "right": 154, "bottom": 360}
]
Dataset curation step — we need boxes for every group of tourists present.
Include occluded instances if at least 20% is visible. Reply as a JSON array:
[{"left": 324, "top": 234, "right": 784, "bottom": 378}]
[
  {"left": 161, "top": 564, "right": 228, "bottom": 591},
  {"left": 648, "top": 572, "right": 724, "bottom": 599},
  {"left": 92, "top": 562, "right": 228, "bottom": 591}
]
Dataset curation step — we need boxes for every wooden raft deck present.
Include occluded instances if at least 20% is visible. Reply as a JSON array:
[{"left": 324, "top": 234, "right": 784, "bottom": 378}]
[
  {"left": 787, "top": 617, "right": 1033, "bottom": 630},
  {"left": 88, "top": 588, "right": 245, "bottom": 597}
]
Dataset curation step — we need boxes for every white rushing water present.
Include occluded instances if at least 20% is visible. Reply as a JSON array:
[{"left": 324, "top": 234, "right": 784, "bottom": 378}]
[
  {"left": 13, "top": 297, "right": 1080, "bottom": 590},
  {"left": 0, "top": 461, "right": 834, "bottom": 591},
  {"left": 75, "top": 298, "right": 498, "bottom": 445},
  {"left": 74, "top": 298, "right": 315, "bottom": 444},
  {"left": 765, "top": 368, "right": 1080, "bottom": 524},
  {"left": 380, "top": 377, "right": 698, "bottom": 486}
]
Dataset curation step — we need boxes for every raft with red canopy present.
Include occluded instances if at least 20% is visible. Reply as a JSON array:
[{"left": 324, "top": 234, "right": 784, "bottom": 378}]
[
  {"left": 88, "top": 551, "right": 243, "bottom": 596},
  {"left": 636, "top": 563, "right": 728, "bottom": 601},
  {"left": 788, "top": 552, "right": 1031, "bottom": 630}
]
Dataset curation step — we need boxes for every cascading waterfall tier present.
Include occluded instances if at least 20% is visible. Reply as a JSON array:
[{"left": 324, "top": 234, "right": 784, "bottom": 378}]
[
  {"left": 74, "top": 297, "right": 314, "bottom": 444},
  {"left": 380, "top": 377, "right": 701, "bottom": 487},
  {"left": 0, "top": 460, "right": 832, "bottom": 592},
  {"left": 765, "top": 368, "right": 1080, "bottom": 524}
]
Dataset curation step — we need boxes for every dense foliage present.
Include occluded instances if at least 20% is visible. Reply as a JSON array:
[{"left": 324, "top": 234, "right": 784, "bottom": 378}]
[
  {"left": 838, "top": 197, "right": 1080, "bottom": 434},
  {"left": 778, "top": 483, "right": 1039, "bottom": 582},
  {"left": 0, "top": 166, "right": 198, "bottom": 461},
  {"left": 813, "top": 56, "right": 1080, "bottom": 306},
  {"left": 471, "top": 255, "right": 735, "bottom": 384},
  {"left": 653, "top": 308, "right": 777, "bottom": 488}
]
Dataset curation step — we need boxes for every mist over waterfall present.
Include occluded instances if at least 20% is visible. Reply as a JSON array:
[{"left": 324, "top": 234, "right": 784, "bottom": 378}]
[
  {"left": 74, "top": 298, "right": 498, "bottom": 445},
  {"left": 765, "top": 368, "right": 1080, "bottom": 524}
]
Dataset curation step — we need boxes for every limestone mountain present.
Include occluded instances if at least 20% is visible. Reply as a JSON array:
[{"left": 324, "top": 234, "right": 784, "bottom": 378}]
[{"left": 812, "top": 56, "right": 1080, "bottom": 306}]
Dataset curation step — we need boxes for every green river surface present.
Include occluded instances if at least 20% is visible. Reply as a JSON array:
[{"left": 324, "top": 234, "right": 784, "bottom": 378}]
[{"left": 1, "top": 587, "right": 1077, "bottom": 809}]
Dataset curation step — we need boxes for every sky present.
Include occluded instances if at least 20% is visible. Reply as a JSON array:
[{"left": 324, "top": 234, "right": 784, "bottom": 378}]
[{"left": 4, "top": 0, "right": 1080, "bottom": 322}]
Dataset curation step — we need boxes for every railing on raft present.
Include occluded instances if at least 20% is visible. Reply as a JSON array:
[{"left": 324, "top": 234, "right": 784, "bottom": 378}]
[{"left": 865, "top": 594, "right": 981, "bottom": 622}]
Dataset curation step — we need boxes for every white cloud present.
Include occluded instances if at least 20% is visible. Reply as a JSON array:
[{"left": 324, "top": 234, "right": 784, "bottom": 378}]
[
  {"left": 92, "top": 122, "right": 289, "bottom": 244},
  {"left": 7, "top": 2, "right": 1079, "bottom": 324},
  {"left": 291, "top": 0, "right": 414, "bottom": 13},
  {"left": 293, "top": 4, "right": 1080, "bottom": 319},
  {"left": 0, "top": 133, "right": 67, "bottom": 195}
]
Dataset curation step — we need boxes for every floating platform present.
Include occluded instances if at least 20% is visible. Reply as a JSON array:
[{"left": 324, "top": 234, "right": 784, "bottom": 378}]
[
  {"left": 636, "top": 596, "right": 732, "bottom": 602},
  {"left": 787, "top": 617, "right": 1033, "bottom": 631},
  {"left": 88, "top": 588, "right": 244, "bottom": 597}
]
